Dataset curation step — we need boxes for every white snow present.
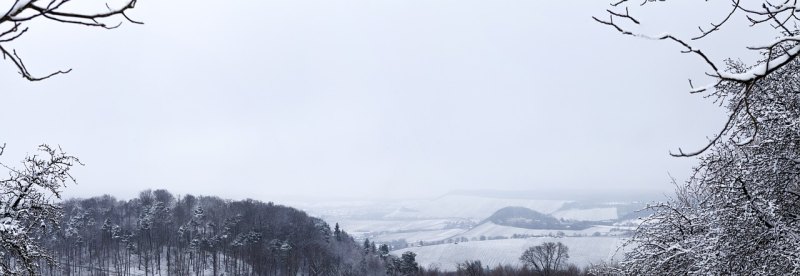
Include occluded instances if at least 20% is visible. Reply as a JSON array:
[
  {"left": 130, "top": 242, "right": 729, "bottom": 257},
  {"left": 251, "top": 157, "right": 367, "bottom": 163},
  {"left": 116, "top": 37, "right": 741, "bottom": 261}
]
[
  {"left": 57, "top": 252, "right": 249, "bottom": 276},
  {"left": 394, "top": 236, "right": 627, "bottom": 271},
  {"left": 551, "top": 207, "right": 618, "bottom": 221},
  {"left": 2, "top": 0, "right": 33, "bottom": 18},
  {"left": 717, "top": 43, "right": 800, "bottom": 81},
  {"left": 373, "top": 229, "right": 466, "bottom": 243},
  {"left": 0, "top": 217, "right": 19, "bottom": 235},
  {"left": 338, "top": 219, "right": 462, "bottom": 233},
  {"left": 454, "top": 222, "right": 628, "bottom": 240}
]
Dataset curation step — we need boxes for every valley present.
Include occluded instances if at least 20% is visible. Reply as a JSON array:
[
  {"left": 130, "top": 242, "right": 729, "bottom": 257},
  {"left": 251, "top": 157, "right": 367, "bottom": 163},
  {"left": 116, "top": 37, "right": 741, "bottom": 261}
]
[{"left": 287, "top": 192, "right": 650, "bottom": 270}]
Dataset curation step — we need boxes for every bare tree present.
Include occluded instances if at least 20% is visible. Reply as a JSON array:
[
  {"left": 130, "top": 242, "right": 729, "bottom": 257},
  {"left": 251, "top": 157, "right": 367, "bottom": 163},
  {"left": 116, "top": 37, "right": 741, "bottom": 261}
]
[
  {"left": 519, "top": 241, "right": 569, "bottom": 276},
  {"left": 595, "top": 1, "right": 800, "bottom": 274},
  {"left": 456, "top": 260, "right": 485, "bottom": 276},
  {"left": 0, "top": 144, "right": 81, "bottom": 275},
  {"left": 0, "top": 0, "right": 140, "bottom": 81}
]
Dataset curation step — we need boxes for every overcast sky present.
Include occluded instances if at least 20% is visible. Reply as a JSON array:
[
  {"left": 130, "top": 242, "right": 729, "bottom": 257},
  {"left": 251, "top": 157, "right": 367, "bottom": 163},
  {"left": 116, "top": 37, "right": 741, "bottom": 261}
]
[{"left": 1, "top": 0, "right": 764, "bottom": 200}]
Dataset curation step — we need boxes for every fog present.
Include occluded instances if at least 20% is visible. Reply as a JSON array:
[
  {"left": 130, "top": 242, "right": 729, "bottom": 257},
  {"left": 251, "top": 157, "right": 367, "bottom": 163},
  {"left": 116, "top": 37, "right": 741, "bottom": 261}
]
[{"left": 0, "top": 0, "right": 751, "bottom": 200}]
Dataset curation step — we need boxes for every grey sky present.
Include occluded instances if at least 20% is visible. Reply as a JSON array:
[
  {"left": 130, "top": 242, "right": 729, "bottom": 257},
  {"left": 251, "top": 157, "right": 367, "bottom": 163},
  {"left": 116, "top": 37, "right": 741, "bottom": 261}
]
[{"left": 1, "top": 0, "right": 753, "bottom": 200}]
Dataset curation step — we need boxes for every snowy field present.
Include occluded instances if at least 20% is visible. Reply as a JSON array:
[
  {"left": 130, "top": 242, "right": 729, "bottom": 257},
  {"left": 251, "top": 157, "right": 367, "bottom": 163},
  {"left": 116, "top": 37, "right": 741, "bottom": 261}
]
[
  {"left": 365, "top": 221, "right": 632, "bottom": 244},
  {"left": 337, "top": 218, "right": 465, "bottom": 233},
  {"left": 289, "top": 193, "right": 641, "bottom": 273},
  {"left": 395, "top": 237, "right": 627, "bottom": 271},
  {"left": 551, "top": 207, "right": 619, "bottom": 221},
  {"left": 455, "top": 222, "right": 631, "bottom": 239},
  {"left": 372, "top": 229, "right": 467, "bottom": 243}
]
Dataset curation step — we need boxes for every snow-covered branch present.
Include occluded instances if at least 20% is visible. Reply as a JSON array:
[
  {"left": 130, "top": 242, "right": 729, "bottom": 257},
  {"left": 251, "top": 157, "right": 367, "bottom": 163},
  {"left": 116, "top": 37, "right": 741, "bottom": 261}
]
[
  {"left": 0, "top": 144, "right": 81, "bottom": 275},
  {"left": 0, "top": 0, "right": 140, "bottom": 81},
  {"left": 595, "top": 0, "right": 800, "bottom": 157}
]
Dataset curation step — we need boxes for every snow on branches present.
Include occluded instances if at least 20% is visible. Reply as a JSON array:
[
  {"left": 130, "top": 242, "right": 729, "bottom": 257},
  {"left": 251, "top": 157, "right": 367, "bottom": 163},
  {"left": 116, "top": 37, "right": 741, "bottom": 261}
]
[
  {"left": 620, "top": 63, "right": 800, "bottom": 273},
  {"left": 0, "top": 0, "right": 140, "bottom": 81},
  {"left": 594, "top": 1, "right": 800, "bottom": 274},
  {"left": 0, "top": 144, "right": 81, "bottom": 275},
  {"left": 594, "top": 0, "right": 800, "bottom": 157}
]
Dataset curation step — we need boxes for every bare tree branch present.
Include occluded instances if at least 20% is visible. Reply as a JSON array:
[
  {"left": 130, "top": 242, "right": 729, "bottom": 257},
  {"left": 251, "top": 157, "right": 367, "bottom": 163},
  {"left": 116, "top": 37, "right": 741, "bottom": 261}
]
[{"left": 0, "top": 0, "right": 141, "bottom": 81}]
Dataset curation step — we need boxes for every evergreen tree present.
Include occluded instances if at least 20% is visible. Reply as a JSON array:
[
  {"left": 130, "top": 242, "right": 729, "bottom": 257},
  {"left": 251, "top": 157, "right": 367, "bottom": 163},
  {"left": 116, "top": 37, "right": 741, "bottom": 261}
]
[
  {"left": 378, "top": 244, "right": 390, "bottom": 259},
  {"left": 334, "top": 223, "right": 342, "bottom": 241},
  {"left": 362, "top": 238, "right": 371, "bottom": 254},
  {"left": 397, "top": 251, "right": 419, "bottom": 275}
]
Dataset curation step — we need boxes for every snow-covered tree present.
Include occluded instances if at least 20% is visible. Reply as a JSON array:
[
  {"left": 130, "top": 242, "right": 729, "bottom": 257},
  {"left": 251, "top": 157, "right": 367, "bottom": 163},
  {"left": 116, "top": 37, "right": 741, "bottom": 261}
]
[
  {"left": 387, "top": 251, "right": 419, "bottom": 276},
  {"left": 334, "top": 222, "right": 342, "bottom": 241},
  {"left": 595, "top": 1, "right": 800, "bottom": 274},
  {"left": 0, "top": 0, "right": 140, "bottom": 81},
  {"left": 378, "top": 243, "right": 390, "bottom": 259},
  {"left": 619, "top": 57, "right": 800, "bottom": 275},
  {"left": 0, "top": 144, "right": 80, "bottom": 275},
  {"left": 362, "top": 238, "right": 371, "bottom": 254}
]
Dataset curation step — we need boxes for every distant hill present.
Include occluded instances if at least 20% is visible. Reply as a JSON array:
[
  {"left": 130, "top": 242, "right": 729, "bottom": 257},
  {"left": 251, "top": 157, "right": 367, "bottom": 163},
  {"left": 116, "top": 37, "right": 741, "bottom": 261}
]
[
  {"left": 381, "top": 195, "right": 569, "bottom": 220},
  {"left": 293, "top": 192, "right": 655, "bottom": 223},
  {"left": 483, "top": 206, "right": 593, "bottom": 230}
]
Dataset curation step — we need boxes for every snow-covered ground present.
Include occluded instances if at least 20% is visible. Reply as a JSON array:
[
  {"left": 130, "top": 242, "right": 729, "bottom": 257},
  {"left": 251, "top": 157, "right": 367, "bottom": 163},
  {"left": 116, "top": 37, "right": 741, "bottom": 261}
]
[
  {"left": 373, "top": 229, "right": 466, "bottom": 243},
  {"left": 292, "top": 194, "right": 639, "bottom": 243},
  {"left": 454, "top": 222, "right": 630, "bottom": 240},
  {"left": 361, "top": 220, "right": 633, "bottom": 245},
  {"left": 551, "top": 207, "right": 619, "bottom": 221},
  {"left": 394, "top": 236, "right": 627, "bottom": 271},
  {"left": 286, "top": 193, "right": 643, "bottom": 272},
  {"left": 59, "top": 254, "right": 248, "bottom": 276},
  {"left": 337, "top": 218, "right": 465, "bottom": 234}
]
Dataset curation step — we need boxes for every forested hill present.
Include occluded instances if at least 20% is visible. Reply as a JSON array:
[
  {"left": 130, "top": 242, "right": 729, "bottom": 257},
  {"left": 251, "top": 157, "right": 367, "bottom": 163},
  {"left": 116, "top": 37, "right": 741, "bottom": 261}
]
[
  {"left": 35, "top": 190, "right": 390, "bottom": 275},
  {"left": 484, "top": 206, "right": 593, "bottom": 230}
]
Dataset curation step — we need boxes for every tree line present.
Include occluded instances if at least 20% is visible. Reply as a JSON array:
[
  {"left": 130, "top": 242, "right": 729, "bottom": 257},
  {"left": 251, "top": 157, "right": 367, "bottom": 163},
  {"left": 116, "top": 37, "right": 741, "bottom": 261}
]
[{"left": 22, "top": 189, "right": 397, "bottom": 275}]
